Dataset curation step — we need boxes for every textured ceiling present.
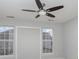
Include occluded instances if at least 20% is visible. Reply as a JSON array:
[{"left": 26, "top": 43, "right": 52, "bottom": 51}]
[{"left": 0, "top": 0, "right": 78, "bottom": 23}]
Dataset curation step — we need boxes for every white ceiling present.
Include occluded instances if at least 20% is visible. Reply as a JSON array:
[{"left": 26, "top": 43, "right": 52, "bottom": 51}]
[{"left": 0, "top": 0, "right": 78, "bottom": 23}]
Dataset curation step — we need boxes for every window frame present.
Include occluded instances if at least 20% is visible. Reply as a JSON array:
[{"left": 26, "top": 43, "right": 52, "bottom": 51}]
[
  {"left": 41, "top": 28, "right": 54, "bottom": 54},
  {"left": 0, "top": 26, "right": 15, "bottom": 56}
]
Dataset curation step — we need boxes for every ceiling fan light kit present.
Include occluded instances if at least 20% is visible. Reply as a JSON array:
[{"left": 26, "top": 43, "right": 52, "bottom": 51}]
[
  {"left": 38, "top": 10, "right": 46, "bottom": 15},
  {"left": 22, "top": 0, "right": 64, "bottom": 19}
]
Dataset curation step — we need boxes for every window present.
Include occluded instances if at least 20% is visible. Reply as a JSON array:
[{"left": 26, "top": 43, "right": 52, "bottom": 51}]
[
  {"left": 42, "top": 29, "right": 53, "bottom": 53},
  {"left": 0, "top": 27, "right": 14, "bottom": 55}
]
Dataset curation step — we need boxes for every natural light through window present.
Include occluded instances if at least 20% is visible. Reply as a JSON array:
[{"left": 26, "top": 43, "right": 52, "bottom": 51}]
[
  {"left": 42, "top": 28, "right": 53, "bottom": 53},
  {"left": 0, "top": 26, "right": 14, "bottom": 55}
]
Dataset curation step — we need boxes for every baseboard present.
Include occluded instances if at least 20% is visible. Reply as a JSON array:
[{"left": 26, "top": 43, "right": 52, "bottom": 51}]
[
  {"left": 51, "top": 57, "right": 65, "bottom": 59},
  {"left": 41, "top": 57, "right": 65, "bottom": 59}
]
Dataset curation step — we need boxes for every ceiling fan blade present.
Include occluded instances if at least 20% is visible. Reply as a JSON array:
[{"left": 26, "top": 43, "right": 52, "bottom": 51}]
[
  {"left": 42, "top": 3, "right": 46, "bottom": 7},
  {"left": 35, "top": 15, "right": 40, "bottom": 18},
  {"left": 22, "top": 9, "right": 36, "bottom": 12},
  {"left": 46, "top": 13, "right": 55, "bottom": 18},
  {"left": 35, "top": 0, "right": 43, "bottom": 9},
  {"left": 46, "top": 5, "right": 64, "bottom": 12}
]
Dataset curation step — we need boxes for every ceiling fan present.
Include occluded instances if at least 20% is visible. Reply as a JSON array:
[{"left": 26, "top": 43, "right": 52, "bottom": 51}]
[{"left": 22, "top": 0, "right": 64, "bottom": 18}]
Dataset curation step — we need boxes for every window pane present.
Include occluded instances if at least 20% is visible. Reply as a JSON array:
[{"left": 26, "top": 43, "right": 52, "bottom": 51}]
[
  {"left": 4, "top": 41, "right": 13, "bottom": 55},
  {"left": 4, "top": 31, "right": 9, "bottom": 40},
  {"left": 0, "top": 27, "right": 14, "bottom": 40},
  {"left": 43, "top": 41, "right": 52, "bottom": 53},
  {"left": 42, "top": 29, "right": 52, "bottom": 40},
  {"left": 9, "top": 29, "right": 14, "bottom": 40},
  {"left": 9, "top": 49, "right": 13, "bottom": 55},
  {"left": 9, "top": 41, "right": 13, "bottom": 49},
  {"left": 5, "top": 41, "right": 9, "bottom": 49},
  {"left": 0, "top": 41, "right": 4, "bottom": 55},
  {"left": 0, "top": 49, "right": 4, "bottom": 55},
  {"left": 0, "top": 41, "right": 4, "bottom": 49},
  {"left": 5, "top": 49, "right": 9, "bottom": 55},
  {"left": 9, "top": 41, "right": 13, "bottom": 54},
  {"left": 0, "top": 32, "right": 4, "bottom": 40},
  {"left": 42, "top": 32, "right": 52, "bottom": 40},
  {"left": 5, "top": 42, "right": 13, "bottom": 55}
]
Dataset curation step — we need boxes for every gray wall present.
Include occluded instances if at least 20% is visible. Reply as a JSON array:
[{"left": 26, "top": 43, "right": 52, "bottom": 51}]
[
  {"left": 17, "top": 28, "right": 40, "bottom": 59},
  {"left": 0, "top": 19, "right": 64, "bottom": 59},
  {"left": 63, "top": 18, "right": 78, "bottom": 59}
]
